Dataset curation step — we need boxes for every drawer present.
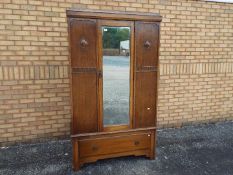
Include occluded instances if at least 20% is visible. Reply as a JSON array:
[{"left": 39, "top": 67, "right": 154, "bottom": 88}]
[{"left": 79, "top": 132, "right": 151, "bottom": 158}]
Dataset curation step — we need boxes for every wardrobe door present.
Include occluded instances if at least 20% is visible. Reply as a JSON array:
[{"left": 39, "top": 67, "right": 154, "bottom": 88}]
[
  {"left": 134, "top": 21, "right": 159, "bottom": 128},
  {"left": 69, "top": 18, "right": 98, "bottom": 134}
]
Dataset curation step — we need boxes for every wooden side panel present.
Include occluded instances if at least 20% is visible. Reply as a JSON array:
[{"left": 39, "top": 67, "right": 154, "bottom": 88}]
[
  {"left": 134, "top": 21, "right": 159, "bottom": 128},
  {"left": 135, "top": 72, "right": 157, "bottom": 128},
  {"left": 70, "top": 18, "right": 97, "bottom": 68},
  {"left": 135, "top": 21, "right": 159, "bottom": 69},
  {"left": 72, "top": 73, "right": 98, "bottom": 134},
  {"left": 69, "top": 18, "right": 98, "bottom": 134}
]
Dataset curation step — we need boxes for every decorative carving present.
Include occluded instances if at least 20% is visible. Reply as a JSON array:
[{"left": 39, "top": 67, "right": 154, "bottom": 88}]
[
  {"left": 144, "top": 40, "right": 151, "bottom": 48},
  {"left": 80, "top": 38, "right": 88, "bottom": 48}
]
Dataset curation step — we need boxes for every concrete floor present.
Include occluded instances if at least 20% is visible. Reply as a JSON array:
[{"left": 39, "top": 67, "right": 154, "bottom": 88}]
[{"left": 1, "top": 121, "right": 233, "bottom": 175}]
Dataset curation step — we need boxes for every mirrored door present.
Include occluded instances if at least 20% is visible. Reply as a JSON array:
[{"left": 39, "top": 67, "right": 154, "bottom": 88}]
[{"left": 98, "top": 21, "right": 134, "bottom": 131}]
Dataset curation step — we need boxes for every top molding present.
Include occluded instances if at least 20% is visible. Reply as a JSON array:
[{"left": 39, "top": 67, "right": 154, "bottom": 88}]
[{"left": 66, "top": 9, "right": 162, "bottom": 22}]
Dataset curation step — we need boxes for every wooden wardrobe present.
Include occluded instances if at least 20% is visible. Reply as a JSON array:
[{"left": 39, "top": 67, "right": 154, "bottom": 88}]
[{"left": 67, "top": 9, "right": 161, "bottom": 171}]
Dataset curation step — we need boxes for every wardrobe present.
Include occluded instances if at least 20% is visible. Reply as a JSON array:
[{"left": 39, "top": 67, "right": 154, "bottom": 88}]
[{"left": 67, "top": 9, "right": 162, "bottom": 170}]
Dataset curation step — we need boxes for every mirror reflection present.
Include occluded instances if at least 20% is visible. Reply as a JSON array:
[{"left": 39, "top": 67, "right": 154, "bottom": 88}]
[{"left": 102, "top": 26, "right": 130, "bottom": 126}]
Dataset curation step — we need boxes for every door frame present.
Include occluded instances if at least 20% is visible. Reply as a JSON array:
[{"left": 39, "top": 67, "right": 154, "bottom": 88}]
[{"left": 97, "top": 19, "right": 135, "bottom": 132}]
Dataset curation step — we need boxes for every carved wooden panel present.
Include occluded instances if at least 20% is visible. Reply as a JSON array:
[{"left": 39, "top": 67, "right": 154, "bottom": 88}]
[
  {"left": 135, "top": 21, "right": 159, "bottom": 70},
  {"left": 70, "top": 18, "right": 98, "bottom": 134},
  {"left": 70, "top": 18, "right": 97, "bottom": 68},
  {"left": 134, "top": 21, "right": 159, "bottom": 128}
]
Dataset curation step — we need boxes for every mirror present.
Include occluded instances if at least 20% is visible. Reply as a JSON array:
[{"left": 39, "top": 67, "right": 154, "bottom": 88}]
[{"left": 102, "top": 26, "right": 130, "bottom": 126}]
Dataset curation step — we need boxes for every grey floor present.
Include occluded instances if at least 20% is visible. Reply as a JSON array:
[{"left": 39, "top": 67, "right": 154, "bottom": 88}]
[{"left": 1, "top": 121, "right": 233, "bottom": 175}]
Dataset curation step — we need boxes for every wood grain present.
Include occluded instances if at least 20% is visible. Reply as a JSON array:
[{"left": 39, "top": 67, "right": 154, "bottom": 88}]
[
  {"left": 70, "top": 18, "right": 97, "bottom": 68},
  {"left": 72, "top": 73, "right": 98, "bottom": 134},
  {"left": 72, "top": 128, "right": 154, "bottom": 167},
  {"left": 79, "top": 132, "right": 151, "bottom": 158},
  {"left": 70, "top": 18, "right": 98, "bottom": 134},
  {"left": 67, "top": 9, "right": 161, "bottom": 171},
  {"left": 67, "top": 9, "right": 162, "bottom": 22},
  {"left": 135, "top": 21, "right": 159, "bottom": 70},
  {"left": 134, "top": 21, "right": 159, "bottom": 129},
  {"left": 135, "top": 72, "right": 157, "bottom": 128}
]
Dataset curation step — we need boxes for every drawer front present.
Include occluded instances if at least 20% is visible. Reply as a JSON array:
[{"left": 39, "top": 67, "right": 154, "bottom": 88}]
[{"left": 79, "top": 132, "right": 151, "bottom": 158}]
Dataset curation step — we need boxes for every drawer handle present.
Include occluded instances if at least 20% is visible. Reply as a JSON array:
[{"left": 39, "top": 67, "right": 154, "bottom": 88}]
[
  {"left": 92, "top": 145, "right": 98, "bottom": 151},
  {"left": 134, "top": 141, "right": 140, "bottom": 146}
]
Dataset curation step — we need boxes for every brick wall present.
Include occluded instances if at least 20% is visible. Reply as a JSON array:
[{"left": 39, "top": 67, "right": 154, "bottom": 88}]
[{"left": 0, "top": 0, "right": 233, "bottom": 145}]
